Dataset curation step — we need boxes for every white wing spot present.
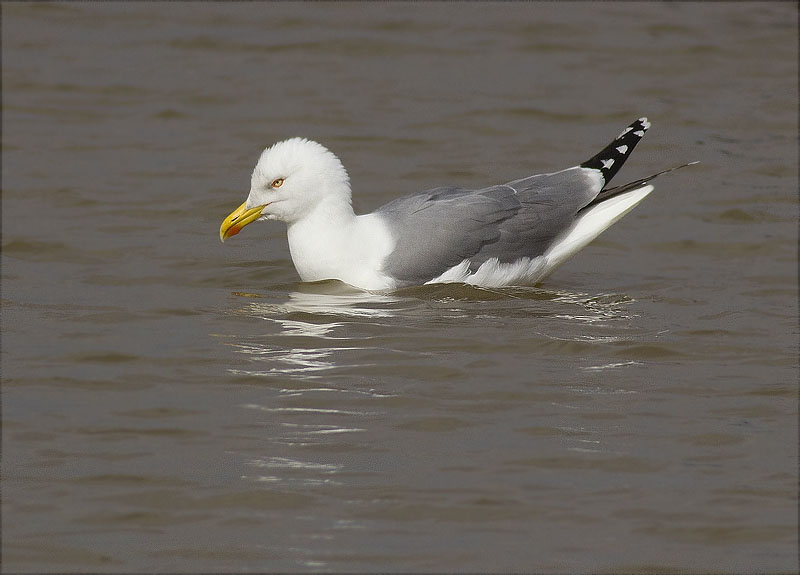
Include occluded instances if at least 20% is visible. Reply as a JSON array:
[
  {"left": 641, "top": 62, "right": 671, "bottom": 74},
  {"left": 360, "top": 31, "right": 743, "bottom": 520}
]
[
  {"left": 633, "top": 130, "right": 645, "bottom": 137},
  {"left": 617, "top": 127, "right": 633, "bottom": 139},
  {"left": 616, "top": 145, "right": 628, "bottom": 154},
  {"left": 601, "top": 158, "right": 615, "bottom": 169},
  {"left": 639, "top": 118, "right": 651, "bottom": 129}
]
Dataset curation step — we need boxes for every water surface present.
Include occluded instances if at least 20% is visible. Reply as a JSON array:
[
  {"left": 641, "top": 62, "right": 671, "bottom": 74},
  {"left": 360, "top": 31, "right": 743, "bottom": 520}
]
[{"left": 2, "top": 2, "right": 797, "bottom": 572}]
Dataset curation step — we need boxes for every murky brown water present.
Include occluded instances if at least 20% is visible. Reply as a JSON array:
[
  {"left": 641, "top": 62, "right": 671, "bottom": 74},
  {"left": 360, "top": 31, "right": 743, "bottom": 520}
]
[{"left": 2, "top": 2, "right": 797, "bottom": 572}]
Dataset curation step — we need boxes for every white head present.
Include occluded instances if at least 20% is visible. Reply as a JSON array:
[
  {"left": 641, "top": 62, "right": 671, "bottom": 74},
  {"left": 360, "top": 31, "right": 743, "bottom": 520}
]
[
  {"left": 248, "top": 138, "right": 350, "bottom": 221},
  {"left": 220, "top": 138, "right": 351, "bottom": 241}
]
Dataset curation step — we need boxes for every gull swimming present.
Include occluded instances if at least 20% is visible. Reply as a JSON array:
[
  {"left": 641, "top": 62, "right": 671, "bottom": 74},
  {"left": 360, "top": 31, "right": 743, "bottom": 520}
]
[{"left": 220, "top": 118, "right": 692, "bottom": 291}]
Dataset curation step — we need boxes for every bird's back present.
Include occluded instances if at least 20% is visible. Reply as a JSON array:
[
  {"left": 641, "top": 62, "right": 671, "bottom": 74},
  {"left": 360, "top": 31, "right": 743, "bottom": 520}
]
[{"left": 374, "top": 167, "right": 603, "bottom": 286}]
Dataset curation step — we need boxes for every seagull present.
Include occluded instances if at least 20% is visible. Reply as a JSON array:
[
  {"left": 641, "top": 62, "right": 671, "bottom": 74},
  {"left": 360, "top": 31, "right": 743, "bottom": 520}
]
[{"left": 220, "top": 118, "right": 693, "bottom": 291}]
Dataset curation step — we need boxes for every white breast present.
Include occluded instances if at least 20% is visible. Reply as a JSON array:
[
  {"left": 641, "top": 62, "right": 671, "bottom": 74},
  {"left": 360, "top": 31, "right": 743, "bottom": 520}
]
[{"left": 287, "top": 210, "right": 397, "bottom": 291}]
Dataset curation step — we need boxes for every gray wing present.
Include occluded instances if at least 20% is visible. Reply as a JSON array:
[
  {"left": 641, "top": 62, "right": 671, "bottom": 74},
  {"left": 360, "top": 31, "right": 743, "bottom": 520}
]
[{"left": 374, "top": 167, "right": 602, "bottom": 285}]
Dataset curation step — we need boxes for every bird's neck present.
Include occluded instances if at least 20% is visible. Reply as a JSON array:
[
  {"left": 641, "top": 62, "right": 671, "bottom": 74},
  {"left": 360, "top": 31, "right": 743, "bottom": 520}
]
[
  {"left": 285, "top": 194, "right": 396, "bottom": 290},
  {"left": 286, "top": 195, "right": 359, "bottom": 282}
]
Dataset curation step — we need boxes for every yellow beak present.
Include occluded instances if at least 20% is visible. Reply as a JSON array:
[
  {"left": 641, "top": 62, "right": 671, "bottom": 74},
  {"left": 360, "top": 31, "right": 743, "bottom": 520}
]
[{"left": 219, "top": 202, "right": 268, "bottom": 242}]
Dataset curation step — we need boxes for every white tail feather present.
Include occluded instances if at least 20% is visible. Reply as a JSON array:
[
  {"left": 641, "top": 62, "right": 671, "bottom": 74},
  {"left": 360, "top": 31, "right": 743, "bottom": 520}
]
[{"left": 543, "top": 184, "right": 654, "bottom": 273}]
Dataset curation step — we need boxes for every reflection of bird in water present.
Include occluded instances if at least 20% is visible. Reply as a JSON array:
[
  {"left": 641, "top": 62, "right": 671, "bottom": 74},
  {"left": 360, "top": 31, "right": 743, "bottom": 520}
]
[{"left": 221, "top": 118, "right": 694, "bottom": 291}]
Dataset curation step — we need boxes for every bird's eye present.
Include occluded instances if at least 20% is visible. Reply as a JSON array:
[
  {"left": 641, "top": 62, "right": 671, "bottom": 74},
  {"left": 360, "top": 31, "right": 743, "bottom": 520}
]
[{"left": 271, "top": 178, "right": 284, "bottom": 188}]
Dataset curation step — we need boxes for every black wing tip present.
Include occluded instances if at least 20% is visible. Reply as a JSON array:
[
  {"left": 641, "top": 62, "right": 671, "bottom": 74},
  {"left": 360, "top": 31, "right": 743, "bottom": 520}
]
[{"left": 580, "top": 117, "right": 651, "bottom": 187}]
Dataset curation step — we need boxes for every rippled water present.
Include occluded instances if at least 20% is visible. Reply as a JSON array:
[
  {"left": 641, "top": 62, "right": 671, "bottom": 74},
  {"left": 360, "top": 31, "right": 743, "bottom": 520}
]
[{"left": 2, "top": 2, "right": 797, "bottom": 572}]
